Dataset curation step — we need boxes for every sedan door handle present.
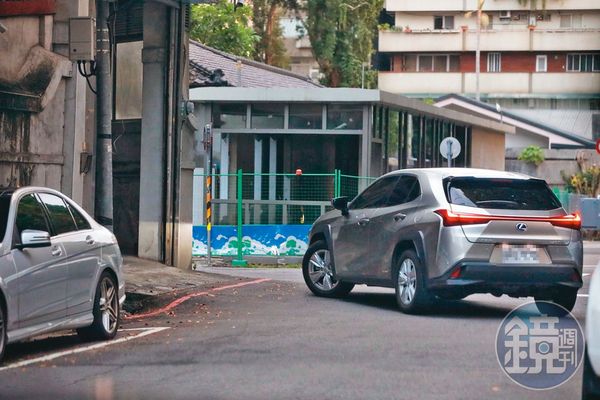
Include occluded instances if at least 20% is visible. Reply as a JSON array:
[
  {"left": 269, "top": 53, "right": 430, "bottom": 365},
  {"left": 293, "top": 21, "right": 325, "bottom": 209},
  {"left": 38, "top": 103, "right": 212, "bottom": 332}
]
[
  {"left": 85, "top": 235, "right": 95, "bottom": 245},
  {"left": 394, "top": 213, "right": 407, "bottom": 222},
  {"left": 51, "top": 246, "right": 62, "bottom": 257},
  {"left": 358, "top": 218, "right": 370, "bottom": 226}
]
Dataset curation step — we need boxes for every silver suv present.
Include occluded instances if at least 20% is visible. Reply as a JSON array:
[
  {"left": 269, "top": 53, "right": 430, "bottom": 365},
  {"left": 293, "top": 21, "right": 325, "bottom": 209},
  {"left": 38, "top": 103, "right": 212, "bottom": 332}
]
[{"left": 302, "top": 168, "right": 583, "bottom": 314}]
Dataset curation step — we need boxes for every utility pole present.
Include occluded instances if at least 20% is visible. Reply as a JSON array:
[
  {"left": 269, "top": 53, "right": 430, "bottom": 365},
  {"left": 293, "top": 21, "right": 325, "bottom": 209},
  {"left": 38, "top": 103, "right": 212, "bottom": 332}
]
[
  {"left": 95, "top": 0, "right": 114, "bottom": 230},
  {"left": 475, "top": 5, "right": 481, "bottom": 102}
]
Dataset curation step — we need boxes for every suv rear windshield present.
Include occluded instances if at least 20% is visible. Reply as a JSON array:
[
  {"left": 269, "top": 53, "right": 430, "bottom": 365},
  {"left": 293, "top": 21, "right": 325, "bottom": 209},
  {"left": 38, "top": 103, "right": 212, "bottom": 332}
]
[{"left": 444, "top": 177, "right": 562, "bottom": 211}]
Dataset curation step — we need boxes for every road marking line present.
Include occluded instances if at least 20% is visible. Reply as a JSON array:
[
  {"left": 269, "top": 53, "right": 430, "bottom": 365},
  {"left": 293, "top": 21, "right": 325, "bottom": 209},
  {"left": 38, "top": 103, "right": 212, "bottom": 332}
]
[
  {"left": 0, "top": 327, "right": 169, "bottom": 372},
  {"left": 584, "top": 273, "right": 591, "bottom": 278},
  {"left": 125, "top": 278, "right": 271, "bottom": 320},
  {"left": 578, "top": 294, "right": 589, "bottom": 298}
]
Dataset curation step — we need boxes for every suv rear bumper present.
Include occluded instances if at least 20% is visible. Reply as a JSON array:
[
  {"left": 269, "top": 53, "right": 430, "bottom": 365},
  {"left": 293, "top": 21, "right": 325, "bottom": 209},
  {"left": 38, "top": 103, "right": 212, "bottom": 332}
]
[{"left": 428, "top": 262, "right": 582, "bottom": 297}]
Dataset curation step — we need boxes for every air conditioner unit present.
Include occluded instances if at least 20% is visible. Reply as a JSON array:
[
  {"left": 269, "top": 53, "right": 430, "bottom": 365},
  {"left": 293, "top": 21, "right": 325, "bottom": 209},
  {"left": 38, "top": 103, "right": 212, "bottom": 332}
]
[{"left": 499, "top": 11, "right": 511, "bottom": 19}]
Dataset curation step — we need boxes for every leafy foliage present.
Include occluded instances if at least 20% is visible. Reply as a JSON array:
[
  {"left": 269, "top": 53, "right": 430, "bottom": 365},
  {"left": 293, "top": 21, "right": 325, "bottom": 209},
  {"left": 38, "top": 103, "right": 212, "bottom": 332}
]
[
  {"left": 563, "top": 166, "right": 600, "bottom": 197},
  {"left": 303, "top": 0, "right": 383, "bottom": 87},
  {"left": 517, "top": 146, "right": 545, "bottom": 166},
  {"left": 189, "top": 1, "right": 258, "bottom": 58},
  {"left": 253, "top": 0, "right": 298, "bottom": 68}
]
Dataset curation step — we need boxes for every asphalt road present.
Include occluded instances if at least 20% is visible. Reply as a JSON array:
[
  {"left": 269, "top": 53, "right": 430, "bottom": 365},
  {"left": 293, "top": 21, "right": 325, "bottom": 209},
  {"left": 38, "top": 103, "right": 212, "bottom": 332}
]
[{"left": 0, "top": 252, "right": 597, "bottom": 400}]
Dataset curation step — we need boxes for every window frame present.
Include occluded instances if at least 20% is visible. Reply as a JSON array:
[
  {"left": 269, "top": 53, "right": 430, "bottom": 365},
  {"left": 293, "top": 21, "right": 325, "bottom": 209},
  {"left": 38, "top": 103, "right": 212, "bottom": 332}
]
[
  {"left": 433, "top": 15, "right": 455, "bottom": 30},
  {"left": 416, "top": 54, "right": 459, "bottom": 72},
  {"left": 487, "top": 53, "right": 502, "bottom": 72},
  {"left": 14, "top": 193, "right": 52, "bottom": 239},
  {"left": 567, "top": 53, "right": 600, "bottom": 72},
  {"left": 349, "top": 176, "right": 399, "bottom": 210},
  {"left": 38, "top": 192, "right": 79, "bottom": 237},
  {"left": 536, "top": 55, "right": 547, "bottom": 72},
  {"left": 384, "top": 175, "right": 422, "bottom": 208}
]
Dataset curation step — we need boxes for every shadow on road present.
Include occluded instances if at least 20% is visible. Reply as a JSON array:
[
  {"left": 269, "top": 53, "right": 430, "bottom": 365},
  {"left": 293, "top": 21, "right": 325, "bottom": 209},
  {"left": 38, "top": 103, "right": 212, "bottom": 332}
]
[
  {"left": 339, "top": 291, "right": 513, "bottom": 319},
  {"left": 3, "top": 333, "right": 84, "bottom": 364}
]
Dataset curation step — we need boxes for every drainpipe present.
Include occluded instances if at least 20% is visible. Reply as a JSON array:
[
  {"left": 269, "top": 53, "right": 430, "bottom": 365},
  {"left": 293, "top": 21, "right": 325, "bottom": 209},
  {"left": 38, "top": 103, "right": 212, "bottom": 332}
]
[{"left": 95, "top": 0, "right": 114, "bottom": 230}]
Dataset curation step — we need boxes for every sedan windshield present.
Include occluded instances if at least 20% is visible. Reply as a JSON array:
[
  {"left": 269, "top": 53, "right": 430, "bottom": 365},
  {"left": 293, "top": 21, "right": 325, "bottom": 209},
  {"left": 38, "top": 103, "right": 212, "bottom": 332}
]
[
  {"left": 0, "top": 195, "right": 10, "bottom": 242},
  {"left": 445, "top": 177, "right": 562, "bottom": 211}
]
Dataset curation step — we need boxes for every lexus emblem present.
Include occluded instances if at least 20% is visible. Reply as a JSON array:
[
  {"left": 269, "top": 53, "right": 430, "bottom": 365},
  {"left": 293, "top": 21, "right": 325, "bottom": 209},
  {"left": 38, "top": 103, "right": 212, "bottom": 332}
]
[{"left": 516, "top": 223, "right": 527, "bottom": 232}]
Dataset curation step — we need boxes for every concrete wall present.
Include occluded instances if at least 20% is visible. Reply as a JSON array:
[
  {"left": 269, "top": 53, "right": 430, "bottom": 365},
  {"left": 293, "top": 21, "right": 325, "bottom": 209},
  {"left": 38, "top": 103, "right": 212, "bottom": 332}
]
[
  {"left": 506, "top": 148, "right": 600, "bottom": 188},
  {"left": 470, "top": 127, "right": 505, "bottom": 170},
  {"left": 0, "top": 1, "right": 92, "bottom": 208}
]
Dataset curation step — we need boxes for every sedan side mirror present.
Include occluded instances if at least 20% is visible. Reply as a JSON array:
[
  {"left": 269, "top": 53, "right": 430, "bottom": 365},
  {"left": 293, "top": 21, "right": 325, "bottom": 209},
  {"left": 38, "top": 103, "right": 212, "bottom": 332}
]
[
  {"left": 332, "top": 196, "right": 349, "bottom": 216},
  {"left": 18, "top": 229, "right": 51, "bottom": 249}
]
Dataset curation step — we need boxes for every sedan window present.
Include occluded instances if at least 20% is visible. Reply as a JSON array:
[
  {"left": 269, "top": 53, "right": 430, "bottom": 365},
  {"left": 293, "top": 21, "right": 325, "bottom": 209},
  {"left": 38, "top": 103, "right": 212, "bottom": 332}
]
[
  {"left": 350, "top": 176, "right": 398, "bottom": 210},
  {"left": 38, "top": 193, "right": 78, "bottom": 235},
  {"left": 0, "top": 195, "right": 10, "bottom": 242},
  {"left": 66, "top": 202, "right": 91, "bottom": 230},
  {"left": 16, "top": 194, "right": 50, "bottom": 234}
]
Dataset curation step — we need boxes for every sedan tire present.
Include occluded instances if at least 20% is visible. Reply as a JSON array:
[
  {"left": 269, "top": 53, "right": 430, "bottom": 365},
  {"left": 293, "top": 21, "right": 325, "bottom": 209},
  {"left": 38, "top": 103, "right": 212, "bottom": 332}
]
[
  {"left": 395, "top": 250, "right": 434, "bottom": 314},
  {"left": 77, "top": 272, "right": 120, "bottom": 341},
  {"left": 302, "top": 240, "right": 354, "bottom": 298}
]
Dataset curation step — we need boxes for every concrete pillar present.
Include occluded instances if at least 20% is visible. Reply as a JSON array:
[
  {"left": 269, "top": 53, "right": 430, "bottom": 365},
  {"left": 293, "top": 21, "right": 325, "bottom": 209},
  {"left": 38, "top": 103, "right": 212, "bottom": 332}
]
[
  {"left": 54, "top": 0, "right": 89, "bottom": 205},
  {"left": 138, "top": 2, "right": 168, "bottom": 261},
  {"left": 219, "top": 133, "right": 229, "bottom": 222},
  {"left": 253, "top": 137, "right": 262, "bottom": 223},
  {"left": 268, "top": 137, "right": 277, "bottom": 224}
]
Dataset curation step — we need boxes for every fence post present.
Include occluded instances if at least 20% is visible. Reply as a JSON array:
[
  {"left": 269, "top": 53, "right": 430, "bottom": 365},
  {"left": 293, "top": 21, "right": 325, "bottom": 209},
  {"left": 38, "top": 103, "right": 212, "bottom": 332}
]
[
  {"left": 334, "top": 169, "right": 340, "bottom": 198},
  {"left": 232, "top": 168, "right": 247, "bottom": 267}
]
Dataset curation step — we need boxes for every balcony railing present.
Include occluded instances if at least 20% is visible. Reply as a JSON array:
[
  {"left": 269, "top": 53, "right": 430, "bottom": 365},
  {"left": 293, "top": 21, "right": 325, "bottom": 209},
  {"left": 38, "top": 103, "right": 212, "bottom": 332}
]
[
  {"left": 378, "top": 72, "right": 600, "bottom": 95},
  {"left": 379, "top": 28, "right": 600, "bottom": 52},
  {"left": 384, "top": 0, "right": 599, "bottom": 12}
]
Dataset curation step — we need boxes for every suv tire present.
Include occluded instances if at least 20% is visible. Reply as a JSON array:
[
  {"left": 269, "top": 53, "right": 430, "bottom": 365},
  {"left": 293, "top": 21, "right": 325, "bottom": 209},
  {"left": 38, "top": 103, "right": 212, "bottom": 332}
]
[
  {"left": 395, "top": 250, "right": 434, "bottom": 314},
  {"left": 302, "top": 240, "right": 354, "bottom": 298}
]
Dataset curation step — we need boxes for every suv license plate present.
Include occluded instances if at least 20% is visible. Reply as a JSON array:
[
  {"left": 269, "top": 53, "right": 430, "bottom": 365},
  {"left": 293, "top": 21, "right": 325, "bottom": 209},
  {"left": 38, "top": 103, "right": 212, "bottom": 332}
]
[{"left": 502, "top": 244, "right": 540, "bottom": 264}]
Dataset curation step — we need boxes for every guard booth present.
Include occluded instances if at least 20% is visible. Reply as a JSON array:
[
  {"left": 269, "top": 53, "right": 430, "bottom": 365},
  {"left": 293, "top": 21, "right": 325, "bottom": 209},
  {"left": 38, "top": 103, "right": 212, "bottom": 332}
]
[{"left": 189, "top": 87, "right": 514, "bottom": 260}]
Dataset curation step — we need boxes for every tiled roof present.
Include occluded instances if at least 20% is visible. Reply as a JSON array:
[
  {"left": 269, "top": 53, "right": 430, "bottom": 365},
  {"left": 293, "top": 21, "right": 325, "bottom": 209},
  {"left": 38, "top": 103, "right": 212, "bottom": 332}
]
[{"left": 189, "top": 40, "right": 322, "bottom": 89}]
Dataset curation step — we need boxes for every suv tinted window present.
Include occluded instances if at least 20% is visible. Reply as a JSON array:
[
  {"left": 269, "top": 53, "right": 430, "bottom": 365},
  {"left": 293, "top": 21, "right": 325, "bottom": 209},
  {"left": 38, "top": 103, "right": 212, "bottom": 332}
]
[
  {"left": 38, "top": 193, "right": 77, "bottom": 235},
  {"left": 16, "top": 194, "right": 50, "bottom": 234},
  {"left": 445, "top": 177, "right": 562, "bottom": 210},
  {"left": 350, "top": 177, "right": 398, "bottom": 210},
  {"left": 386, "top": 176, "right": 420, "bottom": 207},
  {"left": 67, "top": 202, "right": 91, "bottom": 230}
]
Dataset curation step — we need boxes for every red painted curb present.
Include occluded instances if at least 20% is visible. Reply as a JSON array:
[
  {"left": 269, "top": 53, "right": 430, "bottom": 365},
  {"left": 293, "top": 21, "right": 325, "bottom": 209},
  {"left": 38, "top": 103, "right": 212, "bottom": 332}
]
[{"left": 124, "top": 278, "right": 271, "bottom": 320}]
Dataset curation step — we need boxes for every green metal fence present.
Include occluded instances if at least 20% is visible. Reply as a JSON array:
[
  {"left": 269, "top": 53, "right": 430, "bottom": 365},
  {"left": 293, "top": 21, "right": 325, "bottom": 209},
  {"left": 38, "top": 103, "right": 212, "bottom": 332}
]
[
  {"left": 203, "top": 170, "right": 377, "bottom": 227},
  {"left": 194, "top": 170, "right": 376, "bottom": 263}
]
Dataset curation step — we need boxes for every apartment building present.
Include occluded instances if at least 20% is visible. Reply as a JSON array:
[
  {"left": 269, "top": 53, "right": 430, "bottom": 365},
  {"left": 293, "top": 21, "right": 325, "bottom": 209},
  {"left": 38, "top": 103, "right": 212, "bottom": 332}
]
[{"left": 378, "top": 0, "right": 600, "bottom": 139}]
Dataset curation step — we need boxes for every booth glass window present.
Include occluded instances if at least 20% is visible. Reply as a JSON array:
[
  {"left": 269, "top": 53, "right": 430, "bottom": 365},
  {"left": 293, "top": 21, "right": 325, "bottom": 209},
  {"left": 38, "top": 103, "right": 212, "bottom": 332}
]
[
  {"left": 289, "top": 104, "right": 323, "bottom": 129},
  {"left": 327, "top": 104, "right": 363, "bottom": 130},
  {"left": 252, "top": 104, "right": 285, "bottom": 129},
  {"left": 212, "top": 104, "right": 247, "bottom": 129}
]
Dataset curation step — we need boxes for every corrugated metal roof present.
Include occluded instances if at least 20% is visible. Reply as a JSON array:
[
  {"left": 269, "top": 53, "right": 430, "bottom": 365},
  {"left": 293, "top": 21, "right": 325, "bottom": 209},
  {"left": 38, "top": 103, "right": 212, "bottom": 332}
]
[{"left": 189, "top": 40, "right": 322, "bottom": 89}]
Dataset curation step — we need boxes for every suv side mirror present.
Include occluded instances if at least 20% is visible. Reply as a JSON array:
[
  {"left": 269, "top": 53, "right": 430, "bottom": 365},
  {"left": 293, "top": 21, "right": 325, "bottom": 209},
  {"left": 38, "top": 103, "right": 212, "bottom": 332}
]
[
  {"left": 332, "top": 196, "right": 349, "bottom": 216},
  {"left": 18, "top": 229, "right": 51, "bottom": 249}
]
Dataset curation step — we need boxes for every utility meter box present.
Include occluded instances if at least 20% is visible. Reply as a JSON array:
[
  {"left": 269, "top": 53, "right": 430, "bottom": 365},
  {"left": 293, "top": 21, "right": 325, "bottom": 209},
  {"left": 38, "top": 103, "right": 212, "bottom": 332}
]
[
  {"left": 581, "top": 198, "right": 600, "bottom": 229},
  {"left": 69, "top": 17, "right": 96, "bottom": 61}
]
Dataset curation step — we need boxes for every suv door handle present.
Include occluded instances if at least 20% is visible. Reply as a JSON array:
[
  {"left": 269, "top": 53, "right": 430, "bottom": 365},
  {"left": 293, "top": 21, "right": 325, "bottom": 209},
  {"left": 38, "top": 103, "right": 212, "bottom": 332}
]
[
  {"left": 85, "top": 235, "right": 95, "bottom": 245},
  {"left": 358, "top": 218, "right": 370, "bottom": 226},
  {"left": 394, "top": 213, "right": 407, "bottom": 222},
  {"left": 51, "top": 246, "right": 62, "bottom": 257}
]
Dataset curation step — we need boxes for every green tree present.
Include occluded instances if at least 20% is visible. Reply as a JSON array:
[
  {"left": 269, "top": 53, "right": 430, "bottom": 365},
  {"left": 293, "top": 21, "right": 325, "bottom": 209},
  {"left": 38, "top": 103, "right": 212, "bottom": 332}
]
[
  {"left": 303, "top": 0, "right": 383, "bottom": 87},
  {"left": 253, "top": 0, "right": 299, "bottom": 68},
  {"left": 189, "top": 0, "right": 258, "bottom": 58}
]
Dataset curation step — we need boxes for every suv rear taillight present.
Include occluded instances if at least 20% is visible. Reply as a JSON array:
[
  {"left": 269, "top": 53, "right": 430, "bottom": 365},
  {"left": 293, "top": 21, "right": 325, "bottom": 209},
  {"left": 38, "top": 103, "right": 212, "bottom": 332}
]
[{"left": 434, "top": 209, "right": 581, "bottom": 230}]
